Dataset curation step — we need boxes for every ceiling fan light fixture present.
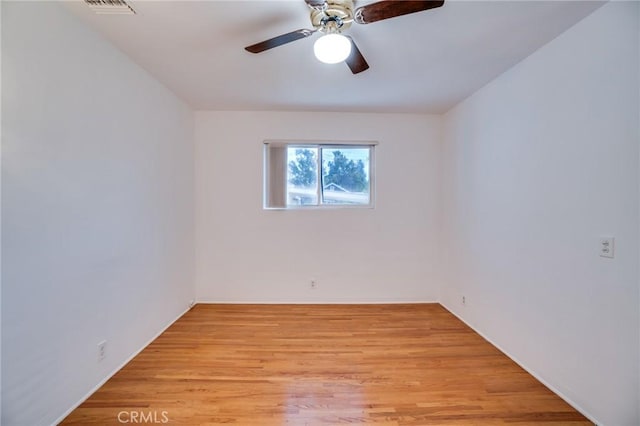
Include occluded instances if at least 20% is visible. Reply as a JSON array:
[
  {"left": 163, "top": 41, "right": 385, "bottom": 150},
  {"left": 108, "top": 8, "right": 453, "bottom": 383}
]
[{"left": 313, "top": 33, "right": 351, "bottom": 64}]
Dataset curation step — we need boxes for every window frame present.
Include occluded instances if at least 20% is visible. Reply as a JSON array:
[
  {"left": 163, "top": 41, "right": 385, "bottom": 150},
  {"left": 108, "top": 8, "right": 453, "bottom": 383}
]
[{"left": 263, "top": 140, "right": 377, "bottom": 210}]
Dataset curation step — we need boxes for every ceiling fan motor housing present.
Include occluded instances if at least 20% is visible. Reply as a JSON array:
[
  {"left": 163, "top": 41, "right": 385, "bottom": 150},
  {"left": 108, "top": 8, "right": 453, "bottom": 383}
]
[{"left": 310, "top": 0, "right": 354, "bottom": 33}]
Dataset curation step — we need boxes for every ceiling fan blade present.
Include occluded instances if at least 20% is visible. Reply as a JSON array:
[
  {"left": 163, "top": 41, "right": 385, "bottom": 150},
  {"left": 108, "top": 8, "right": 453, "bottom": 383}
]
[
  {"left": 354, "top": 0, "right": 444, "bottom": 24},
  {"left": 245, "top": 29, "right": 315, "bottom": 53},
  {"left": 345, "top": 37, "right": 369, "bottom": 74}
]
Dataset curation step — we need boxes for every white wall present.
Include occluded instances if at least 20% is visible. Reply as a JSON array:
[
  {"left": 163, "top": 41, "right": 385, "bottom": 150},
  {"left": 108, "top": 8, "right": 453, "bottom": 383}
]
[
  {"left": 195, "top": 111, "right": 441, "bottom": 303},
  {"left": 441, "top": 2, "right": 639, "bottom": 425},
  {"left": 1, "top": 2, "right": 195, "bottom": 425}
]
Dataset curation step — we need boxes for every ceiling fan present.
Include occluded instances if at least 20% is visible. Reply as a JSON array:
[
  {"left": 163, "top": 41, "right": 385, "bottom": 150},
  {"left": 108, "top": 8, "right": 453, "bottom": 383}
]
[{"left": 245, "top": 0, "right": 445, "bottom": 74}]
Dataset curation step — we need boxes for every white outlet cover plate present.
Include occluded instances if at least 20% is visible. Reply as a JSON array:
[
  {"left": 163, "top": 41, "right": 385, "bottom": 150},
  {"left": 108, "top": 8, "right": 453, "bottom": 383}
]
[{"left": 599, "top": 237, "right": 615, "bottom": 258}]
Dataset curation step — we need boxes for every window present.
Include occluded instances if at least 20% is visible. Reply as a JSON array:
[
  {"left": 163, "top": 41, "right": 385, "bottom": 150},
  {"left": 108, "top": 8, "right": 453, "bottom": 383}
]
[{"left": 264, "top": 141, "right": 375, "bottom": 209}]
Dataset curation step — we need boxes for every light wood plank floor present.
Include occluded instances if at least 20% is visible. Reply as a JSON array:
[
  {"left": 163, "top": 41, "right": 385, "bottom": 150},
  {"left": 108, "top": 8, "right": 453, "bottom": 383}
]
[{"left": 62, "top": 304, "right": 591, "bottom": 425}]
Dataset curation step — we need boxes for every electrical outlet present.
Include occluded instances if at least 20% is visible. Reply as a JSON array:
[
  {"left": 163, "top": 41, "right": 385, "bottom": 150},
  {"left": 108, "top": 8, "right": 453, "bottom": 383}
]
[
  {"left": 97, "top": 340, "right": 107, "bottom": 362},
  {"left": 310, "top": 279, "right": 317, "bottom": 290},
  {"left": 599, "top": 237, "right": 615, "bottom": 258},
  {"left": 462, "top": 296, "right": 466, "bottom": 306}
]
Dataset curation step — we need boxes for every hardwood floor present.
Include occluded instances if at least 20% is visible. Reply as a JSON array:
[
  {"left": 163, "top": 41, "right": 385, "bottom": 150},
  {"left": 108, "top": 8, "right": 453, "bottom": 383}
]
[{"left": 62, "top": 304, "right": 591, "bottom": 425}]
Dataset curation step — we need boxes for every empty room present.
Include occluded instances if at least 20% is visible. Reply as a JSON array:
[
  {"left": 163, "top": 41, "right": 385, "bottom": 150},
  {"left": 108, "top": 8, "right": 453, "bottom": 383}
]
[{"left": 2, "top": 0, "right": 639, "bottom": 425}]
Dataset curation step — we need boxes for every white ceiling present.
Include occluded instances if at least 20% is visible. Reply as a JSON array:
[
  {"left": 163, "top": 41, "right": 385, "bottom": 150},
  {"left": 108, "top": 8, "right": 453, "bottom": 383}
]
[{"left": 65, "top": 0, "right": 605, "bottom": 113}]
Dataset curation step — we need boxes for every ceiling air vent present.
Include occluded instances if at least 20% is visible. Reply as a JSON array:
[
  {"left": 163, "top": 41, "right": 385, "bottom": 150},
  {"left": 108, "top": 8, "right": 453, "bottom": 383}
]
[{"left": 85, "top": 0, "right": 136, "bottom": 15}]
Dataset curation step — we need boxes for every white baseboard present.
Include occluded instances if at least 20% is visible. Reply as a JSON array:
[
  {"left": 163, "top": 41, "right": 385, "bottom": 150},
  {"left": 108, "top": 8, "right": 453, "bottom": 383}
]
[
  {"left": 51, "top": 305, "right": 193, "bottom": 426},
  {"left": 195, "top": 299, "right": 439, "bottom": 304},
  {"left": 439, "top": 301, "right": 600, "bottom": 426}
]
